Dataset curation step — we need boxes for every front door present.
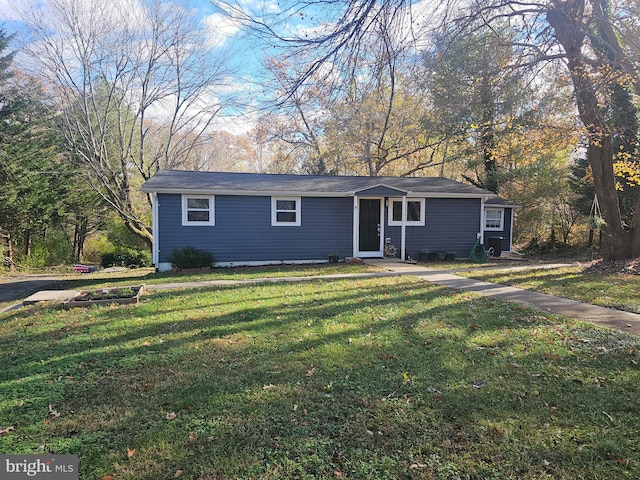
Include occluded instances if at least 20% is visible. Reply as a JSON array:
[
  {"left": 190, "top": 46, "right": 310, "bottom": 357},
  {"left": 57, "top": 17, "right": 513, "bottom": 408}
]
[{"left": 358, "top": 198, "right": 383, "bottom": 257}]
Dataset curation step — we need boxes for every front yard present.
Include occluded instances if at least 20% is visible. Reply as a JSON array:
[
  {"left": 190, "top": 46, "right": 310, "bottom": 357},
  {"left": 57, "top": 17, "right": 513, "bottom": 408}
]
[
  {"left": 456, "top": 264, "right": 640, "bottom": 314},
  {"left": 1, "top": 274, "right": 640, "bottom": 479}
]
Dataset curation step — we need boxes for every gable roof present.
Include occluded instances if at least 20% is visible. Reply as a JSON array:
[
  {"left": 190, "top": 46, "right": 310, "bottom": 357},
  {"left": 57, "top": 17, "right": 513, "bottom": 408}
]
[{"left": 141, "top": 169, "right": 497, "bottom": 198}]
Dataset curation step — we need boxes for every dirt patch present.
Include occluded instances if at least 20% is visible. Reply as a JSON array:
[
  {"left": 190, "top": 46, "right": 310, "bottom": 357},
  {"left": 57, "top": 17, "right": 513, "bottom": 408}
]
[{"left": 582, "top": 258, "right": 640, "bottom": 276}]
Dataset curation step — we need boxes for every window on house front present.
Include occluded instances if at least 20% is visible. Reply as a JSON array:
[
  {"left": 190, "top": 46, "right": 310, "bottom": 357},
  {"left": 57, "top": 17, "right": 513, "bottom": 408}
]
[
  {"left": 272, "top": 197, "right": 301, "bottom": 226},
  {"left": 485, "top": 208, "right": 504, "bottom": 230},
  {"left": 182, "top": 195, "right": 215, "bottom": 226},
  {"left": 388, "top": 198, "right": 425, "bottom": 226}
]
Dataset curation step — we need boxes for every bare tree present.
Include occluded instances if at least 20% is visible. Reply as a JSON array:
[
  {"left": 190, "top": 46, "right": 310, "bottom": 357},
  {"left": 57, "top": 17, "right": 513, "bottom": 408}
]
[
  {"left": 213, "top": 0, "right": 640, "bottom": 260},
  {"left": 255, "top": 20, "right": 445, "bottom": 176},
  {"left": 21, "top": 0, "right": 233, "bottom": 247}
]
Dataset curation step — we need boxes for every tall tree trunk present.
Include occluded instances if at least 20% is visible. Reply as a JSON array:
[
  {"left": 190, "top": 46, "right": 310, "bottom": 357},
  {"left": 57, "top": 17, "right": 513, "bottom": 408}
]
[
  {"left": 631, "top": 195, "right": 640, "bottom": 257},
  {"left": 547, "top": 1, "right": 632, "bottom": 260},
  {"left": 7, "top": 232, "right": 13, "bottom": 271},
  {"left": 588, "top": 139, "right": 629, "bottom": 259},
  {"left": 1, "top": 230, "right": 13, "bottom": 271},
  {"left": 480, "top": 79, "right": 498, "bottom": 193},
  {"left": 73, "top": 217, "right": 89, "bottom": 262},
  {"left": 25, "top": 229, "right": 32, "bottom": 257}
]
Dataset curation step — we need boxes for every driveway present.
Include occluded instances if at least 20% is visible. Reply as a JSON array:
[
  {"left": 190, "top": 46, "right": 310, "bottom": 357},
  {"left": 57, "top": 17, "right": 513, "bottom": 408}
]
[{"left": 0, "top": 275, "right": 64, "bottom": 303}]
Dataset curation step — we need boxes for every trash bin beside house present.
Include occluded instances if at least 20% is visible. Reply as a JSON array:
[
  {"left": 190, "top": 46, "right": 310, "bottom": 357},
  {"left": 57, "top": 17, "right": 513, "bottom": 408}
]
[{"left": 487, "top": 236, "right": 505, "bottom": 257}]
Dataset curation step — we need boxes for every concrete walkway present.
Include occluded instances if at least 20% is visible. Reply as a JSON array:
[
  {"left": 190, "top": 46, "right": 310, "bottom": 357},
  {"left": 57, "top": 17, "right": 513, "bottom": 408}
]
[{"left": 366, "top": 259, "right": 640, "bottom": 336}]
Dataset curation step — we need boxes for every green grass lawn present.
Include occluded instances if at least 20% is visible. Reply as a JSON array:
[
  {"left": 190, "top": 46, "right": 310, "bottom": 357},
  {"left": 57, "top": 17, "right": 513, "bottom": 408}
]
[
  {"left": 61, "top": 263, "right": 380, "bottom": 288},
  {"left": 457, "top": 265, "right": 640, "bottom": 314},
  {"left": 2, "top": 276, "right": 640, "bottom": 479},
  {"left": 0, "top": 264, "right": 378, "bottom": 312}
]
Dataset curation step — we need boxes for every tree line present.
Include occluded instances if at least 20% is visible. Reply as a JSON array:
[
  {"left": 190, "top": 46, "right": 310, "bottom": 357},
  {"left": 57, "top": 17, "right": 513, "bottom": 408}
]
[
  {"left": 215, "top": 0, "right": 640, "bottom": 261},
  {"left": 1, "top": 0, "right": 639, "bottom": 268}
]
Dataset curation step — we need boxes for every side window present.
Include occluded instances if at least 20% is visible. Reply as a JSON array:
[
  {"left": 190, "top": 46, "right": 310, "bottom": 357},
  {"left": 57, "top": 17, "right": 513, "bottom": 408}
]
[
  {"left": 272, "top": 197, "right": 301, "bottom": 226},
  {"left": 388, "top": 198, "right": 425, "bottom": 226},
  {"left": 484, "top": 208, "right": 504, "bottom": 230},
  {"left": 182, "top": 195, "right": 215, "bottom": 226}
]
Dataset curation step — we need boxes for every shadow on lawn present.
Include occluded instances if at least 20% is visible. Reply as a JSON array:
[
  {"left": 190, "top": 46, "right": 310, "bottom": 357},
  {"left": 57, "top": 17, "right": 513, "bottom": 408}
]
[
  {"left": 1, "top": 278, "right": 639, "bottom": 479},
  {"left": 471, "top": 267, "right": 640, "bottom": 313}
]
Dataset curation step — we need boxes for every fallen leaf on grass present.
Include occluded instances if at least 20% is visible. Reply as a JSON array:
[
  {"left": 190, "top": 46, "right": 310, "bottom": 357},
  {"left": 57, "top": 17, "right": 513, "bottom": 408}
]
[
  {"left": 165, "top": 412, "right": 177, "bottom": 420},
  {"left": 101, "top": 476, "right": 114, "bottom": 480},
  {"left": 262, "top": 384, "right": 275, "bottom": 390},
  {"left": 174, "top": 470, "right": 183, "bottom": 477},
  {"left": 610, "top": 454, "right": 629, "bottom": 466},
  {"left": 0, "top": 426, "right": 15, "bottom": 435},
  {"left": 142, "top": 341, "right": 153, "bottom": 346},
  {"left": 48, "top": 404, "right": 61, "bottom": 418},
  {"left": 127, "top": 448, "right": 136, "bottom": 458}
]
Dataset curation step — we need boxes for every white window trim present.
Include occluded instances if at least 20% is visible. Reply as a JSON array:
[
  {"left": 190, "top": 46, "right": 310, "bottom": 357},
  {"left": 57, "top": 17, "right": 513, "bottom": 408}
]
[
  {"left": 388, "top": 198, "right": 425, "bottom": 226},
  {"left": 182, "top": 195, "right": 215, "bottom": 226},
  {"left": 271, "top": 196, "right": 301, "bottom": 226},
  {"left": 484, "top": 208, "right": 504, "bottom": 231}
]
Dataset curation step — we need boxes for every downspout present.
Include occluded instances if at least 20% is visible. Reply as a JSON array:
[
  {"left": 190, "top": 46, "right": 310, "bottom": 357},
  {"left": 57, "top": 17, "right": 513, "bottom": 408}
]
[
  {"left": 509, "top": 208, "right": 515, "bottom": 252},
  {"left": 479, "top": 196, "right": 488, "bottom": 245},
  {"left": 401, "top": 195, "right": 407, "bottom": 261},
  {"left": 352, "top": 195, "right": 358, "bottom": 259},
  {"left": 152, "top": 192, "right": 159, "bottom": 269}
]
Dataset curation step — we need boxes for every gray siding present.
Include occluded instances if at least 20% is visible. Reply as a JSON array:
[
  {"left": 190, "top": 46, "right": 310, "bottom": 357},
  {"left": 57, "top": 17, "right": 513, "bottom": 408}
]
[
  {"left": 384, "top": 198, "right": 481, "bottom": 259},
  {"left": 157, "top": 194, "right": 353, "bottom": 264}
]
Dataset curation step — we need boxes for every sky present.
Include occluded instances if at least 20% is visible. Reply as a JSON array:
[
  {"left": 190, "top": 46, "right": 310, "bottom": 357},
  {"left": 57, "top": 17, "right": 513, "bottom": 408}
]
[
  {"left": 0, "top": 0, "right": 274, "bottom": 134},
  {"left": 0, "top": 0, "right": 438, "bottom": 134}
]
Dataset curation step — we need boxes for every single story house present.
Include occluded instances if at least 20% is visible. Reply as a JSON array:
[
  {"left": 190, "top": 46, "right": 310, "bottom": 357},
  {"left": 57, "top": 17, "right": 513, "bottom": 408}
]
[{"left": 140, "top": 170, "right": 518, "bottom": 271}]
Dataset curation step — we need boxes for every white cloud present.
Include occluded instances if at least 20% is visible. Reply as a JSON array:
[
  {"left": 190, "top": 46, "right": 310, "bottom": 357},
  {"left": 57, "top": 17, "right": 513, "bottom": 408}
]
[
  {"left": 204, "top": 12, "right": 242, "bottom": 47},
  {"left": 0, "top": 0, "right": 28, "bottom": 21}
]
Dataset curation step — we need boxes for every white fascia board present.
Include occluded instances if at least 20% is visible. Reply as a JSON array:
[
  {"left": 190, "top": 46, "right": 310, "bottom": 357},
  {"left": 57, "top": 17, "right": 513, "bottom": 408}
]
[
  {"left": 142, "top": 188, "right": 498, "bottom": 200},
  {"left": 141, "top": 188, "right": 349, "bottom": 197},
  {"left": 350, "top": 183, "right": 409, "bottom": 195},
  {"left": 410, "top": 192, "right": 496, "bottom": 199}
]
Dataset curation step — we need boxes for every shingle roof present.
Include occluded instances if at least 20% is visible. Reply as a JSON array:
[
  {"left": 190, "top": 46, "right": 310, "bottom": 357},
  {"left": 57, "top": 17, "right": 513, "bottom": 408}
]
[
  {"left": 485, "top": 196, "right": 521, "bottom": 208},
  {"left": 141, "top": 170, "right": 496, "bottom": 198}
]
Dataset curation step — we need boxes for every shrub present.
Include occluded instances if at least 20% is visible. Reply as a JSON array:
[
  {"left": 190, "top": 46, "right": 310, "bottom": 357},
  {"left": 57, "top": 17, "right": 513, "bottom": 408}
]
[
  {"left": 83, "top": 234, "right": 115, "bottom": 264},
  {"left": 168, "top": 246, "right": 214, "bottom": 270},
  {"left": 101, "top": 247, "right": 152, "bottom": 268}
]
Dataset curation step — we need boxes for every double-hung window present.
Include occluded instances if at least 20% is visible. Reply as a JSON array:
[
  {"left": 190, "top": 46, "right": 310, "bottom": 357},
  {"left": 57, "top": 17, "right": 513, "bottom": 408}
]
[
  {"left": 182, "top": 195, "right": 215, "bottom": 226},
  {"left": 484, "top": 208, "right": 504, "bottom": 230},
  {"left": 388, "top": 198, "right": 425, "bottom": 226},
  {"left": 272, "top": 197, "right": 301, "bottom": 226}
]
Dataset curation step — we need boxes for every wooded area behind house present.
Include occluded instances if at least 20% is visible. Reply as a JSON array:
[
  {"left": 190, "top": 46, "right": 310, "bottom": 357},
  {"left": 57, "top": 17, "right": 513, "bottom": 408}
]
[{"left": 1, "top": 0, "right": 639, "bottom": 268}]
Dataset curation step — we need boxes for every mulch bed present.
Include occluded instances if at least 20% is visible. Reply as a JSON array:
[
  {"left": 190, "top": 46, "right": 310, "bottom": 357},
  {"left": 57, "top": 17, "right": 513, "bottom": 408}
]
[{"left": 582, "top": 257, "right": 640, "bottom": 275}]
